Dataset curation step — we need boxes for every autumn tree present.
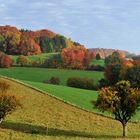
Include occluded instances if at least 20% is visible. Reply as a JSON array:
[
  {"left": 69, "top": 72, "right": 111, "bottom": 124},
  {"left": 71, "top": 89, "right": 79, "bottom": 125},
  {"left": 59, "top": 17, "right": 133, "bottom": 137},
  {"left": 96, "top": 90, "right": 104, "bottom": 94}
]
[
  {"left": 0, "top": 55, "right": 12, "bottom": 68},
  {"left": 16, "top": 55, "right": 30, "bottom": 66},
  {"left": 19, "top": 35, "right": 41, "bottom": 55},
  {"left": 105, "top": 51, "right": 125, "bottom": 66},
  {"left": 61, "top": 46, "right": 91, "bottom": 69},
  {"left": 0, "top": 31, "right": 21, "bottom": 54},
  {"left": 0, "top": 79, "right": 21, "bottom": 123},
  {"left": 0, "top": 51, "right": 12, "bottom": 68},
  {"left": 98, "top": 51, "right": 130, "bottom": 88},
  {"left": 94, "top": 80, "right": 140, "bottom": 137}
]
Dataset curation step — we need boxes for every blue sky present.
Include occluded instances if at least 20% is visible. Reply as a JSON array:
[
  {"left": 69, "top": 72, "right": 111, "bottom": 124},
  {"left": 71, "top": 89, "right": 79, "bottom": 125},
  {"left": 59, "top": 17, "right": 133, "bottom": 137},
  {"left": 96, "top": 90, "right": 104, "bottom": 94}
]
[{"left": 0, "top": 0, "right": 140, "bottom": 54}]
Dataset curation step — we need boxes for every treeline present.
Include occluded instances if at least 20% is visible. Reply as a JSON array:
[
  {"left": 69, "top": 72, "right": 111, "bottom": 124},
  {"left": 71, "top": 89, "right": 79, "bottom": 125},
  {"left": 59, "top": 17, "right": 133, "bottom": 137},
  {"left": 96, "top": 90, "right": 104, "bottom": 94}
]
[
  {"left": 89, "top": 48, "right": 135, "bottom": 59},
  {"left": 0, "top": 25, "right": 81, "bottom": 55}
]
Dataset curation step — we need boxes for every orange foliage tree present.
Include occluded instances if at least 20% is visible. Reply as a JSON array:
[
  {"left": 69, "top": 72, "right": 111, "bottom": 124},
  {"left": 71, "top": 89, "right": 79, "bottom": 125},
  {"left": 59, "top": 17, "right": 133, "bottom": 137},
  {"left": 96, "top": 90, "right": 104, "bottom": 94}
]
[
  {"left": 19, "top": 35, "right": 41, "bottom": 55},
  {"left": 0, "top": 79, "right": 21, "bottom": 123},
  {"left": 0, "top": 55, "right": 12, "bottom": 68},
  {"left": 16, "top": 55, "right": 30, "bottom": 66},
  {"left": 94, "top": 81, "right": 140, "bottom": 137},
  {"left": 61, "top": 46, "right": 91, "bottom": 69}
]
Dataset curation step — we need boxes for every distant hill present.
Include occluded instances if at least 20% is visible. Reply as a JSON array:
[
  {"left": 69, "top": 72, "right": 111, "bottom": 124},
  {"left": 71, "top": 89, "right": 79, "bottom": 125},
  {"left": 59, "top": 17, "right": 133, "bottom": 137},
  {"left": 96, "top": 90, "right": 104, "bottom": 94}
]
[
  {"left": 88, "top": 48, "right": 136, "bottom": 58},
  {"left": 0, "top": 25, "right": 84, "bottom": 55},
  {"left": 0, "top": 25, "right": 136, "bottom": 58}
]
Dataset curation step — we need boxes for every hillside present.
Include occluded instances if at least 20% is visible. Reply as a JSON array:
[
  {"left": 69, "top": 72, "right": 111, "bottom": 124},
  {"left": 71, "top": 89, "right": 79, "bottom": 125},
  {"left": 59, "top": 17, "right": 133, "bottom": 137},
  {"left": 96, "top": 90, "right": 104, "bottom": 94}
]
[
  {"left": 0, "top": 25, "right": 84, "bottom": 56},
  {"left": 89, "top": 48, "right": 135, "bottom": 58},
  {"left": 0, "top": 78, "right": 140, "bottom": 140},
  {"left": 0, "top": 67, "right": 103, "bottom": 86}
]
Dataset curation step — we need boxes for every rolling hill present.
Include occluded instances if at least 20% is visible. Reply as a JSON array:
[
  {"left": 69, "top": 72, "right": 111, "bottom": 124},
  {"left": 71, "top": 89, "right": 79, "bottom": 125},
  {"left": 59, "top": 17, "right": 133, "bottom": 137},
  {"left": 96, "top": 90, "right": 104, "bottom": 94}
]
[{"left": 0, "top": 78, "right": 140, "bottom": 140}]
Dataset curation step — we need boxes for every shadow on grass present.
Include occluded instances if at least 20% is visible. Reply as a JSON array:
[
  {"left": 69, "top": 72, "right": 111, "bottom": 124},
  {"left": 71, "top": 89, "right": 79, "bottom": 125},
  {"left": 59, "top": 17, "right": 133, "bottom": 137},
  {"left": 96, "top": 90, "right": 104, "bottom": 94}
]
[{"left": 0, "top": 121, "right": 123, "bottom": 139}]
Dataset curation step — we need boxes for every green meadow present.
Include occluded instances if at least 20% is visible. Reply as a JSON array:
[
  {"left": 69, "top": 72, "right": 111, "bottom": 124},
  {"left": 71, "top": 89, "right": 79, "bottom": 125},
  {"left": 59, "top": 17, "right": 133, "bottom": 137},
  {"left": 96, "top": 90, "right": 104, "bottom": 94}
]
[{"left": 0, "top": 67, "right": 103, "bottom": 85}]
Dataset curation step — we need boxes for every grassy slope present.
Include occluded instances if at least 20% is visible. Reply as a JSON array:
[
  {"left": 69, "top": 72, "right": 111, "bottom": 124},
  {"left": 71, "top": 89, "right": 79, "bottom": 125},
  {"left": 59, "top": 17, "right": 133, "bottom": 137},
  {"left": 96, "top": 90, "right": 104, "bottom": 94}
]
[
  {"left": 0, "top": 67, "right": 103, "bottom": 85},
  {"left": 11, "top": 53, "right": 59, "bottom": 64},
  {"left": 1, "top": 78, "right": 140, "bottom": 140},
  {"left": 22, "top": 80, "right": 99, "bottom": 113},
  {"left": 19, "top": 80, "right": 140, "bottom": 121},
  {"left": 1, "top": 67, "right": 140, "bottom": 120}
]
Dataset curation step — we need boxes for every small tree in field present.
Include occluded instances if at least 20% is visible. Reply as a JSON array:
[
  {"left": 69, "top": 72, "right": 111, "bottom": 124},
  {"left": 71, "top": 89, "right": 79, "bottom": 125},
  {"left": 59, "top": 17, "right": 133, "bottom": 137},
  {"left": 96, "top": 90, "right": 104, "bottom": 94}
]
[
  {"left": 93, "top": 80, "right": 140, "bottom": 137},
  {"left": 0, "top": 93, "right": 21, "bottom": 123},
  {"left": 0, "top": 79, "right": 21, "bottom": 123},
  {"left": 96, "top": 53, "right": 101, "bottom": 60},
  {"left": 0, "top": 55, "right": 12, "bottom": 68},
  {"left": 16, "top": 55, "right": 30, "bottom": 66}
]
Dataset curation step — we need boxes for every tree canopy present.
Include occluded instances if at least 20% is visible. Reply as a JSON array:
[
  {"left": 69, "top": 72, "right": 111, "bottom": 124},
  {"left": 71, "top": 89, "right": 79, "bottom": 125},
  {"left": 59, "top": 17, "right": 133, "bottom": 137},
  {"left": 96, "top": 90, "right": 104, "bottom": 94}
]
[{"left": 94, "top": 80, "right": 140, "bottom": 137}]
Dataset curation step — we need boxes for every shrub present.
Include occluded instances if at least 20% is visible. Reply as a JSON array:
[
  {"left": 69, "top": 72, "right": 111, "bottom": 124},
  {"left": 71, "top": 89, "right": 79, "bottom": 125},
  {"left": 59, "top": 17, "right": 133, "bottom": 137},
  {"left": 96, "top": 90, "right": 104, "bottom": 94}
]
[
  {"left": 0, "top": 79, "right": 21, "bottom": 123},
  {"left": 0, "top": 79, "right": 10, "bottom": 93},
  {"left": 0, "top": 93, "right": 21, "bottom": 123},
  {"left": 43, "top": 77, "right": 60, "bottom": 85},
  {"left": 31, "top": 59, "right": 44, "bottom": 67},
  {"left": 0, "top": 55, "right": 12, "bottom": 68},
  {"left": 67, "top": 77, "right": 96, "bottom": 90},
  {"left": 16, "top": 55, "right": 30, "bottom": 66}
]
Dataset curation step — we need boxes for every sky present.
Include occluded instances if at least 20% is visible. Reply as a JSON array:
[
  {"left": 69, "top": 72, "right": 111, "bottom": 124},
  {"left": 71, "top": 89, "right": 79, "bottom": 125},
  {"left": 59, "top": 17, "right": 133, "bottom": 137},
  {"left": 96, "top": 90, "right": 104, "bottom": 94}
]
[{"left": 0, "top": 0, "right": 140, "bottom": 54}]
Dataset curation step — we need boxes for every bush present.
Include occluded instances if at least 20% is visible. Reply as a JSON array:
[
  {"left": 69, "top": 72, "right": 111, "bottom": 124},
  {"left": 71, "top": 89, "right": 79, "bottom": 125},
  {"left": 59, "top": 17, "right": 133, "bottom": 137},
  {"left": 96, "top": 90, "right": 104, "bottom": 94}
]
[
  {"left": 87, "top": 65, "right": 105, "bottom": 71},
  {"left": 0, "top": 79, "right": 21, "bottom": 123},
  {"left": 43, "top": 77, "right": 60, "bottom": 85},
  {"left": 67, "top": 77, "right": 96, "bottom": 90},
  {"left": 0, "top": 55, "right": 12, "bottom": 68},
  {"left": 0, "top": 93, "right": 21, "bottom": 123},
  {"left": 0, "top": 80, "right": 10, "bottom": 93},
  {"left": 16, "top": 55, "right": 30, "bottom": 66}
]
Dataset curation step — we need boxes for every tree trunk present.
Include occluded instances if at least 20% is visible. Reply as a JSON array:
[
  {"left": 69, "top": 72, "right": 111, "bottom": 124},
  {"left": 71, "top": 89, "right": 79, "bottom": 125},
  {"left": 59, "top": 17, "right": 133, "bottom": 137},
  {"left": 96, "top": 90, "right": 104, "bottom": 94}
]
[{"left": 122, "top": 122, "right": 127, "bottom": 137}]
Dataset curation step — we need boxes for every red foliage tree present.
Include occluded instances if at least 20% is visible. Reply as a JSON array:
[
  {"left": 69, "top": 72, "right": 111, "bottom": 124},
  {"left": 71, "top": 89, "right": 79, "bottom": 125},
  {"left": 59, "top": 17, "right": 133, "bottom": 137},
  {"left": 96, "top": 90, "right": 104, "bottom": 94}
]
[
  {"left": 0, "top": 55, "right": 12, "bottom": 68},
  {"left": 61, "top": 46, "right": 91, "bottom": 69},
  {"left": 19, "top": 35, "right": 41, "bottom": 55}
]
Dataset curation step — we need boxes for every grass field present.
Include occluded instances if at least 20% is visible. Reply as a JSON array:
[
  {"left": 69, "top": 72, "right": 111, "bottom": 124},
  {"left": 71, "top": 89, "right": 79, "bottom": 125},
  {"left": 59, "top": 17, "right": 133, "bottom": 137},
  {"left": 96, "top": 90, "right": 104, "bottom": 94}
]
[
  {"left": 90, "top": 59, "right": 105, "bottom": 66},
  {"left": 0, "top": 67, "right": 103, "bottom": 85},
  {"left": 1, "top": 67, "right": 140, "bottom": 121},
  {"left": 0, "top": 78, "right": 140, "bottom": 140},
  {"left": 22, "top": 80, "right": 99, "bottom": 113},
  {"left": 11, "top": 53, "right": 59, "bottom": 65},
  {"left": 18, "top": 80, "right": 140, "bottom": 121}
]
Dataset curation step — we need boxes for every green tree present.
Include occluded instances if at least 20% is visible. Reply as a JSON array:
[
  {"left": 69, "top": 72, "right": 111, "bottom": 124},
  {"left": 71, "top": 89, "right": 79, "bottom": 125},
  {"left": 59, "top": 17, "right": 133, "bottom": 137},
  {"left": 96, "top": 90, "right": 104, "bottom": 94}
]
[
  {"left": 93, "top": 80, "right": 140, "bottom": 137},
  {"left": 96, "top": 53, "right": 101, "bottom": 60},
  {"left": 104, "top": 64, "right": 122, "bottom": 86},
  {"left": 124, "top": 64, "right": 140, "bottom": 88},
  {"left": 105, "top": 51, "right": 125, "bottom": 66}
]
